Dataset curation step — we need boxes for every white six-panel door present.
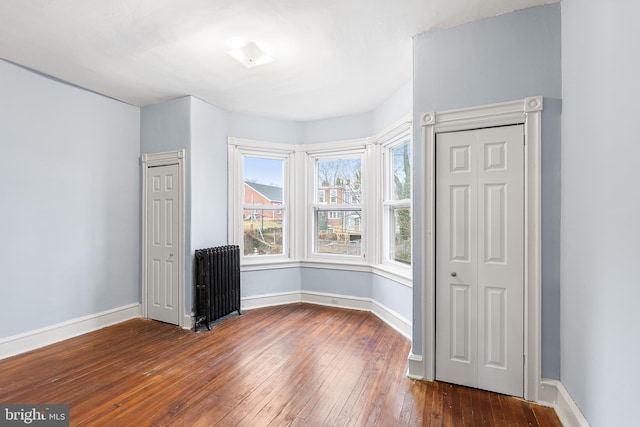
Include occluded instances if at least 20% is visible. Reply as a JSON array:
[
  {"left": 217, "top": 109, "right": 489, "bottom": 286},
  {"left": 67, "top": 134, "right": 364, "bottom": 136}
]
[
  {"left": 435, "top": 125, "right": 524, "bottom": 397},
  {"left": 146, "top": 164, "right": 180, "bottom": 325}
]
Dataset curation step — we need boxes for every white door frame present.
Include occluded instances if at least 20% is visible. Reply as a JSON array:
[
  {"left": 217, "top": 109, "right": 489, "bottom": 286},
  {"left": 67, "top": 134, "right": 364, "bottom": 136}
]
[
  {"left": 141, "top": 149, "right": 186, "bottom": 327},
  {"left": 415, "top": 97, "right": 543, "bottom": 401}
]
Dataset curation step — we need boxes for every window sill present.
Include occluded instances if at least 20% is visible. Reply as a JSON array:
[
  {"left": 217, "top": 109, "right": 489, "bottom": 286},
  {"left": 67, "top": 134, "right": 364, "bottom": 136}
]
[
  {"left": 299, "top": 259, "right": 371, "bottom": 272},
  {"left": 239, "top": 258, "right": 413, "bottom": 288},
  {"left": 371, "top": 264, "right": 412, "bottom": 288},
  {"left": 241, "top": 259, "right": 299, "bottom": 272},
  {"left": 240, "top": 259, "right": 371, "bottom": 273}
]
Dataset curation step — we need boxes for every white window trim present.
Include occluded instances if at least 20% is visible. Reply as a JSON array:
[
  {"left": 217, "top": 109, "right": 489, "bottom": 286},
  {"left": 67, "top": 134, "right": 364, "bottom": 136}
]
[
  {"left": 228, "top": 133, "right": 414, "bottom": 281},
  {"left": 228, "top": 137, "right": 295, "bottom": 266},
  {"left": 378, "top": 118, "right": 412, "bottom": 275},
  {"left": 303, "top": 140, "right": 370, "bottom": 264}
]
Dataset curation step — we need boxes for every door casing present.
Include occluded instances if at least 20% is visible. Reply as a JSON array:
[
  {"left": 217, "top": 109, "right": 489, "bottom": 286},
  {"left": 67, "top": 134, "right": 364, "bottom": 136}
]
[
  {"left": 409, "top": 97, "right": 543, "bottom": 401},
  {"left": 141, "top": 149, "right": 186, "bottom": 328}
]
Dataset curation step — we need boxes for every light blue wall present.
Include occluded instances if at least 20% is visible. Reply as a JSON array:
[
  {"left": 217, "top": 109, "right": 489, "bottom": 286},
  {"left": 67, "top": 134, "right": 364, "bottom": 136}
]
[
  {"left": 373, "top": 79, "right": 412, "bottom": 134},
  {"left": 0, "top": 59, "right": 140, "bottom": 338},
  {"left": 412, "top": 3, "right": 562, "bottom": 378},
  {"left": 242, "top": 269, "right": 302, "bottom": 297},
  {"left": 140, "top": 97, "right": 194, "bottom": 315},
  {"left": 301, "top": 268, "right": 372, "bottom": 298},
  {"left": 140, "top": 97, "right": 191, "bottom": 154},
  {"left": 227, "top": 112, "right": 300, "bottom": 144},
  {"left": 300, "top": 112, "right": 373, "bottom": 144},
  {"left": 561, "top": 1, "right": 640, "bottom": 425},
  {"left": 189, "top": 97, "right": 229, "bottom": 315},
  {"left": 371, "top": 275, "right": 412, "bottom": 321},
  {"left": 190, "top": 97, "right": 228, "bottom": 250}
]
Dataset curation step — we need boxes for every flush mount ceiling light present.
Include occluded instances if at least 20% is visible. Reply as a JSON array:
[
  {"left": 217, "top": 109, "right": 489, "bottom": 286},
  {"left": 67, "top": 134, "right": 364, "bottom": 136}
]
[{"left": 227, "top": 41, "right": 273, "bottom": 69}]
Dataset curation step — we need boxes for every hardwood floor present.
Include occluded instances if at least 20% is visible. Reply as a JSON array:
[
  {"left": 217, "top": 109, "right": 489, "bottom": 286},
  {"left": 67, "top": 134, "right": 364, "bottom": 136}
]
[{"left": 0, "top": 304, "right": 561, "bottom": 426}]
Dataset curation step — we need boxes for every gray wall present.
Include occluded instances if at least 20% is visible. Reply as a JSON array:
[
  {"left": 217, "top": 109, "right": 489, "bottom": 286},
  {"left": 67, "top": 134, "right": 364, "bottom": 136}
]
[
  {"left": 561, "top": 1, "right": 640, "bottom": 425},
  {"left": 412, "top": 3, "right": 562, "bottom": 378},
  {"left": 0, "top": 59, "right": 140, "bottom": 338}
]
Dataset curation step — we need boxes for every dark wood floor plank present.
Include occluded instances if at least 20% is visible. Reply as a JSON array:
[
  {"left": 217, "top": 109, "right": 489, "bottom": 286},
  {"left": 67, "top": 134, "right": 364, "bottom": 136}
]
[
  {"left": 290, "top": 311, "right": 384, "bottom": 426},
  {"left": 488, "top": 389, "right": 507, "bottom": 427},
  {"left": 333, "top": 321, "right": 398, "bottom": 426},
  {"left": 531, "top": 402, "right": 563, "bottom": 427},
  {"left": 0, "top": 303, "right": 562, "bottom": 427}
]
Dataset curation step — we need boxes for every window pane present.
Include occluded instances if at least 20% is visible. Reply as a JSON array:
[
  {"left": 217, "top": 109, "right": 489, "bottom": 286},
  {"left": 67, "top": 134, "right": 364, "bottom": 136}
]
[
  {"left": 391, "top": 207, "right": 411, "bottom": 263},
  {"left": 244, "top": 157, "right": 283, "bottom": 188},
  {"left": 243, "top": 209, "right": 283, "bottom": 256},
  {"left": 317, "top": 159, "right": 362, "bottom": 204},
  {"left": 391, "top": 143, "right": 411, "bottom": 200},
  {"left": 316, "top": 210, "right": 362, "bottom": 256},
  {"left": 243, "top": 156, "right": 284, "bottom": 257}
]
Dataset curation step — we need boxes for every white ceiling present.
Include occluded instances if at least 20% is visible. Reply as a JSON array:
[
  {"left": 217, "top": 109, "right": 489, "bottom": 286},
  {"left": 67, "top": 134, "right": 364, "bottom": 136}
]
[{"left": 0, "top": 0, "right": 557, "bottom": 121}]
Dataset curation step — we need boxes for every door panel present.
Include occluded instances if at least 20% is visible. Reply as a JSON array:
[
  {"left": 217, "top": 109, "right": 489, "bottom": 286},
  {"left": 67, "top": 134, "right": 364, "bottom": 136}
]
[
  {"left": 477, "top": 126, "right": 524, "bottom": 396},
  {"left": 450, "top": 283, "right": 471, "bottom": 363},
  {"left": 450, "top": 185, "right": 471, "bottom": 261},
  {"left": 436, "top": 134, "right": 478, "bottom": 389},
  {"left": 146, "top": 163, "right": 180, "bottom": 325},
  {"left": 436, "top": 125, "right": 524, "bottom": 397}
]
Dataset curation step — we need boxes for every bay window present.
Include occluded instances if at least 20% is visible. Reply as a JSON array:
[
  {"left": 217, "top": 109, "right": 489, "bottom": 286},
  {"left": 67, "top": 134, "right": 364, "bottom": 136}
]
[{"left": 229, "top": 125, "right": 411, "bottom": 277}]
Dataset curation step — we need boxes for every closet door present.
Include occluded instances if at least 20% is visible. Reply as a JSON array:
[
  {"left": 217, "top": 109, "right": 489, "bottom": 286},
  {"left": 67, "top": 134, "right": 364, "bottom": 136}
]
[{"left": 435, "top": 125, "right": 524, "bottom": 397}]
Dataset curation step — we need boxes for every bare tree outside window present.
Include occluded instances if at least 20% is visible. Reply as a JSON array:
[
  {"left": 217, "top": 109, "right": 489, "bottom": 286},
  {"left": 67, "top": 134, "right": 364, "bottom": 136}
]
[
  {"left": 390, "top": 143, "right": 411, "bottom": 263},
  {"left": 315, "top": 158, "right": 362, "bottom": 255}
]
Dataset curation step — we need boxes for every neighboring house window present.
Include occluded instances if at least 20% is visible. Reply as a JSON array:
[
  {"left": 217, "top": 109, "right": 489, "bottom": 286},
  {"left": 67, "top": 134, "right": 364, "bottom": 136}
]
[
  {"left": 311, "top": 153, "right": 364, "bottom": 257},
  {"left": 228, "top": 138, "right": 293, "bottom": 263},
  {"left": 382, "top": 131, "right": 411, "bottom": 265},
  {"left": 329, "top": 189, "right": 337, "bottom": 204},
  {"left": 318, "top": 190, "right": 325, "bottom": 204}
]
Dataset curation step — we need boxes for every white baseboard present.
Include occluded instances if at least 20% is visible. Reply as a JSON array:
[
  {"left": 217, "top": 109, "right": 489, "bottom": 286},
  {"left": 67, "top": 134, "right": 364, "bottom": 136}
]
[
  {"left": 371, "top": 299, "right": 411, "bottom": 339},
  {"left": 540, "top": 379, "right": 591, "bottom": 427},
  {"left": 183, "top": 314, "right": 195, "bottom": 330},
  {"left": 0, "top": 303, "right": 141, "bottom": 360},
  {"left": 241, "top": 291, "right": 301, "bottom": 310},
  {"left": 301, "top": 290, "right": 371, "bottom": 311},
  {"left": 407, "top": 353, "right": 425, "bottom": 379},
  {"left": 240, "top": 291, "right": 412, "bottom": 340}
]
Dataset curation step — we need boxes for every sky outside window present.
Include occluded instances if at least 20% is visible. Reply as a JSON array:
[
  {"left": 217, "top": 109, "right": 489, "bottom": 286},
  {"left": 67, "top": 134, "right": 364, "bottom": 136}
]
[{"left": 244, "top": 156, "right": 283, "bottom": 186}]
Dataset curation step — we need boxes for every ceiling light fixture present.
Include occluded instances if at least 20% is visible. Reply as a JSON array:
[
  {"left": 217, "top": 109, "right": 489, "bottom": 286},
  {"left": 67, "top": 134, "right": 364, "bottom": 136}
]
[{"left": 227, "top": 42, "right": 273, "bottom": 69}]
